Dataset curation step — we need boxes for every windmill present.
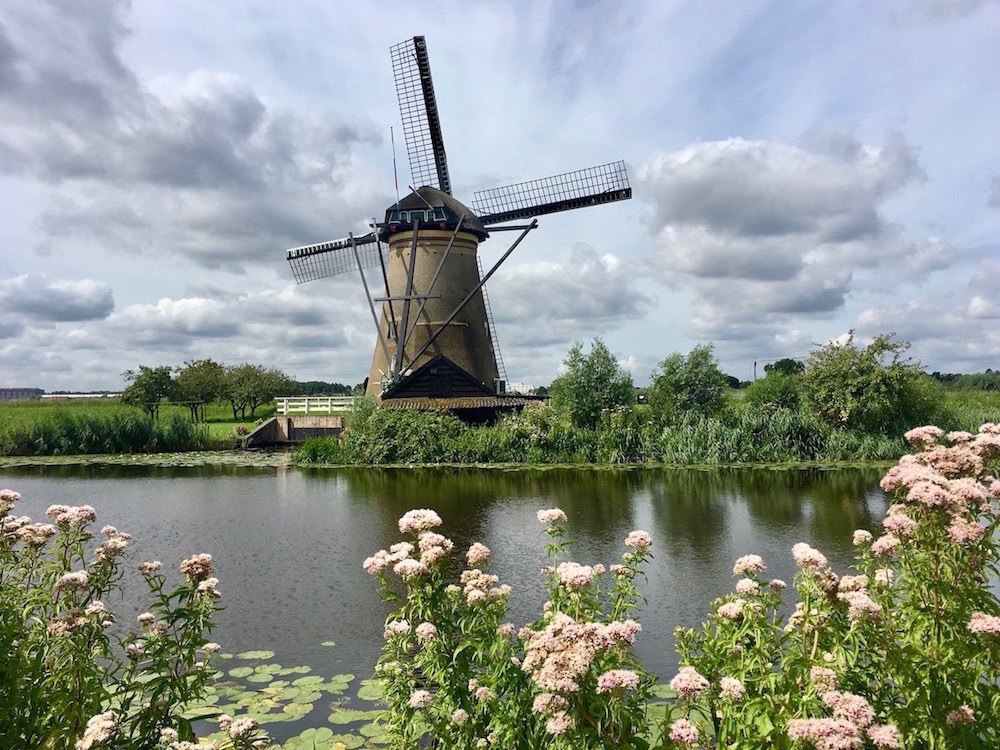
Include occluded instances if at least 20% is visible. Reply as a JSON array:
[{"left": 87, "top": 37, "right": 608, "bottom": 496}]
[{"left": 287, "top": 36, "right": 631, "bottom": 415}]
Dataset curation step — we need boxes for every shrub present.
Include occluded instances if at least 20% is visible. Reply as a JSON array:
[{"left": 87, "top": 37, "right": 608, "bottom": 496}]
[
  {"left": 365, "top": 507, "right": 654, "bottom": 749},
  {"left": 368, "top": 424, "right": 1000, "bottom": 748},
  {"left": 802, "top": 332, "right": 946, "bottom": 434},
  {"left": 648, "top": 344, "right": 730, "bottom": 421},
  {"left": 0, "top": 490, "right": 267, "bottom": 749},
  {"left": 744, "top": 373, "right": 802, "bottom": 412},
  {"left": 550, "top": 339, "right": 635, "bottom": 430}
]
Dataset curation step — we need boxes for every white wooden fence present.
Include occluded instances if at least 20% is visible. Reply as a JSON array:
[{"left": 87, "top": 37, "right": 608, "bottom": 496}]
[{"left": 274, "top": 396, "right": 357, "bottom": 415}]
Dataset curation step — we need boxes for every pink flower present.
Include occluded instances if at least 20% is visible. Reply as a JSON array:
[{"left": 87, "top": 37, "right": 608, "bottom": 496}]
[
  {"left": 398, "top": 509, "right": 442, "bottom": 534},
  {"left": 717, "top": 599, "right": 746, "bottom": 621},
  {"left": 810, "top": 666, "right": 838, "bottom": 692},
  {"left": 838, "top": 591, "right": 881, "bottom": 623},
  {"left": 736, "top": 578, "right": 760, "bottom": 596},
  {"left": 496, "top": 622, "right": 515, "bottom": 637},
  {"left": 823, "top": 690, "right": 875, "bottom": 728},
  {"left": 867, "top": 724, "right": 901, "bottom": 749},
  {"left": 968, "top": 611, "right": 1000, "bottom": 636},
  {"left": 947, "top": 517, "right": 985, "bottom": 545},
  {"left": 904, "top": 425, "right": 943, "bottom": 447},
  {"left": 536, "top": 508, "right": 567, "bottom": 524},
  {"left": 138, "top": 561, "right": 161, "bottom": 576},
  {"left": 408, "top": 689, "right": 432, "bottom": 708},
  {"left": 55, "top": 570, "right": 89, "bottom": 592},
  {"left": 466, "top": 542, "right": 490, "bottom": 567},
  {"left": 719, "top": 676, "right": 745, "bottom": 700},
  {"left": 870, "top": 534, "right": 900, "bottom": 557},
  {"left": 874, "top": 568, "right": 894, "bottom": 587},
  {"left": 624, "top": 530, "right": 652, "bottom": 550},
  {"left": 792, "top": 543, "right": 827, "bottom": 569},
  {"left": 668, "top": 718, "right": 700, "bottom": 745},
  {"left": 363, "top": 550, "right": 391, "bottom": 575},
  {"left": 669, "top": 666, "right": 709, "bottom": 698},
  {"left": 555, "top": 561, "right": 595, "bottom": 588},
  {"left": 179, "top": 553, "right": 214, "bottom": 582},
  {"left": 531, "top": 693, "right": 568, "bottom": 715},
  {"left": 393, "top": 558, "right": 429, "bottom": 581},
  {"left": 606, "top": 619, "right": 642, "bottom": 647},
  {"left": 788, "top": 718, "right": 861, "bottom": 748},
  {"left": 451, "top": 709, "right": 468, "bottom": 724},
  {"left": 733, "top": 554, "right": 766, "bottom": 576},
  {"left": 596, "top": 669, "right": 640, "bottom": 694},
  {"left": 946, "top": 705, "right": 974, "bottom": 726},
  {"left": 383, "top": 619, "right": 409, "bottom": 639},
  {"left": 769, "top": 578, "right": 787, "bottom": 591},
  {"left": 474, "top": 686, "right": 491, "bottom": 702},
  {"left": 415, "top": 622, "right": 437, "bottom": 641},
  {"left": 852, "top": 530, "right": 873, "bottom": 546},
  {"left": 882, "top": 514, "right": 917, "bottom": 538},
  {"left": 545, "top": 711, "right": 572, "bottom": 735}
]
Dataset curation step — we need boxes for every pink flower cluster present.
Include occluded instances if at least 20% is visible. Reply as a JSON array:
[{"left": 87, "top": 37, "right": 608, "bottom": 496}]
[
  {"left": 946, "top": 705, "right": 974, "bottom": 726},
  {"left": 624, "top": 530, "right": 652, "bottom": 550},
  {"left": 967, "top": 611, "right": 1000, "bottom": 636},
  {"left": 179, "top": 553, "right": 214, "bottom": 582},
  {"left": 732, "top": 554, "right": 766, "bottom": 576},
  {"left": 418, "top": 531, "right": 453, "bottom": 565},
  {"left": 792, "top": 543, "right": 828, "bottom": 569},
  {"left": 398, "top": 508, "right": 442, "bottom": 534},
  {"left": 736, "top": 578, "right": 759, "bottom": 596},
  {"left": 466, "top": 542, "right": 490, "bottom": 567},
  {"left": 669, "top": 666, "right": 709, "bottom": 698},
  {"left": 717, "top": 599, "right": 746, "bottom": 621},
  {"left": 719, "top": 676, "right": 745, "bottom": 700},
  {"left": 409, "top": 689, "right": 432, "bottom": 708},
  {"left": 788, "top": 690, "right": 900, "bottom": 749},
  {"left": 521, "top": 613, "right": 639, "bottom": 693},
  {"left": 595, "top": 669, "right": 640, "bottom": 694},
  {"left": 555, "top": 561, "right": 596, "bottom": 588},
  {"left": 668, "top": 718, "right": 700, "bottom": 745},
  {"left": 76, "top": 710, "right": 117, "bottom": 750},
  {"left": 46, "top": 504, "right": 97, "bottom": 528},
  {"left": 460, "top": 567, "right": 509, "bottom": 604},
  {"left": 537, "top": 508, "right": 567, "bottom": 524},
  {"left": 55, "top": 570, "right": 89, "bottom": 592}
]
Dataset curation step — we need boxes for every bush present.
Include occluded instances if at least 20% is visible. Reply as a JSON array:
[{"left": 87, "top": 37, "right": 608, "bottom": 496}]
[
  {"left": 648, "top": 344, "right": 730, "bottom": 421},
  {"left": 744, "top": 373, "right": 802, "bottom": 412},
  {"left": 550, "top": 339, "right": 635, "bottom": 430},
  {"left": 367, "top": 424, "right": 1000, "bottom": 748},
  {"left": 0, "top": 491, "right": 267, "bottom": 749},
  {"left": 802, "top": 332, "right": 946, "bottom": 434}
]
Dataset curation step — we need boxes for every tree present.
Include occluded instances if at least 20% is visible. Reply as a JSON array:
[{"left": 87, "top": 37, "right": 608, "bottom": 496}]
[
  {"left": 174, "top": 359, "right": 226, "bottom": 421},
  {"left": 764, "top": 357, "right": 805, "bottom": 376},
  {"left": 647, "top": 343, "right": 729, "bottom": 419},
  {"left": 121, "top": 366, "right": 176, "bottom": 421},
  {"left": 802, "top": 331, "right": 943, "bottom": 433},
  {"left": 549, "top": 339, "right": 634, "bottom": 429},
  {"left": 224, "top": 364, "right": 292, "bottom": 420},
  {"left": 745, "top": 372, "right": 802, "bottom": 411}
]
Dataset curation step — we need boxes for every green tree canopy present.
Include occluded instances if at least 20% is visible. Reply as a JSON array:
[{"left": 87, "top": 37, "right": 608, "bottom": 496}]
[
  {"left": 174, "top": 359, "right": 226, "bottom": 421},
  {"left": 549, "top": 339, "right": 634, "bottom": 429},
  {"left": 120, "top": 365, "right": 176, "bottom": 421},
  {"left": 647, "top": 343, "right": 729, "bottom": 419},
  {"left": 802, "top": 331, "right": 944, "bottom": 433},
  {"left": 224, "top": 364, "right": 292, "bottom": 420},
  {"left": 764, "top": 357, "right": 805, "bottom": 376}
]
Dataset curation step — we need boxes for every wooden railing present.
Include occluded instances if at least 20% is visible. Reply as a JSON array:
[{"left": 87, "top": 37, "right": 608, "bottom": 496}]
[{"left": 275, "top": 396, "right": 357, "bottom": 415}]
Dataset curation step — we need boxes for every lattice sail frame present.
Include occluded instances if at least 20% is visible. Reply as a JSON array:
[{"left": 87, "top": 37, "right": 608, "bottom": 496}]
[
  {"left": 390, "top": 36, "right": 451, "bottom": 194},
  {"left": 472, "top": 160, "right": 631, "bottom": 225},
  {"left": 287, "top": 233, "right": 380, "bottom": 284}
]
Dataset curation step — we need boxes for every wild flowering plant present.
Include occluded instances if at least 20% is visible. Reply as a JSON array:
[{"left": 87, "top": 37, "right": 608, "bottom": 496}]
[
  {"left": 668, "top": 423, "right": 1000, "bottom": 750},
  {"left": 0, "top": 490, "right": 268, "bottom": 750},
  {"left": 365, "top": 507, "right": 655, "bottom": 748}
]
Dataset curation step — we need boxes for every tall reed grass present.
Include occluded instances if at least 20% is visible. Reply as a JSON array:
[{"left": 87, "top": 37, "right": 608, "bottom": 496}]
[{"left": 0, "top": 408, "right": 208, "bottom": 456}]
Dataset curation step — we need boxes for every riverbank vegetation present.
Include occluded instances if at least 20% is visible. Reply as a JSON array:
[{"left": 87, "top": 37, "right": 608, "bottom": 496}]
[
  {"left": 297, "top": 333, "right": 997, "bottom": 466},
  {"left": 0, "top": 489, "right": 267, "bottom": 749},
  {"left": 367, "top": 425, "right": 1000, "bottom": 748}
]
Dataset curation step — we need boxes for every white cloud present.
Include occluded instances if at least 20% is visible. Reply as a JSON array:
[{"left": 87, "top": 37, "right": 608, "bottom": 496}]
[{"left": 0, "top": 274, "right": 114, "bottom": 321}]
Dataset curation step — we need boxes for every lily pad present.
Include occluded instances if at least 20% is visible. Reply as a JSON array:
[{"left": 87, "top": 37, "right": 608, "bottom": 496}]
[
  {"left": 320, "top": 640, "right": 336, "bottom": 647},
  {"left": 228, "top": 666, "right": 254, "bottom": 678},
  {"left": 328, "top": 708, "right": 381, "bottom": 725},
  {"left": 356, "top": 680, "right": 384, "bottom": 702},
  {"left": 236, "top": 650, "right": 275, "bottom": 660},
  {"left": 329, "top": 735, "right": 364, "bottom": 749},
  {"left": 293, "top": 675, "right": 324, "bottom": 686},
  {"left": 246, "top": 671, "right": 274, "bottom": 683}
]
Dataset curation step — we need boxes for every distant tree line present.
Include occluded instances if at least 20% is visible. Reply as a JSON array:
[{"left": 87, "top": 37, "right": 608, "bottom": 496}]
[
  {"left": 120, "top": 361, "right": 298, "bottom": 421},
  {"left": 931, "top": 370, "right": 1000, "bottom": 391}
]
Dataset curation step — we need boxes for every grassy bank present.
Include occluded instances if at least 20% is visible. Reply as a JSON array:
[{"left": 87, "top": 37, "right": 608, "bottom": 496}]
[{"left": 295, "top": 389, "right": 998, "bottom": 466}]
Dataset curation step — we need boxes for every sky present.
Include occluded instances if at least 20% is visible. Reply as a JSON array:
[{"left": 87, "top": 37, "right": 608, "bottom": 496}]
[{"left": 1, "top": 0, "right": 998, "bottom": 391}]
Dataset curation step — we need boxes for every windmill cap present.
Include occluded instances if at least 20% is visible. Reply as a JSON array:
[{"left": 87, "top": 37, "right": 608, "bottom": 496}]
[{"left": 380, "top": 186, "right": 489, "bottom": 241}]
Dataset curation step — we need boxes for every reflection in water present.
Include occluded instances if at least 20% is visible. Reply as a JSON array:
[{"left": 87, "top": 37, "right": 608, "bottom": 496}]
[{"left": 2, "top": 463, "right": 888, "bottom": 687}]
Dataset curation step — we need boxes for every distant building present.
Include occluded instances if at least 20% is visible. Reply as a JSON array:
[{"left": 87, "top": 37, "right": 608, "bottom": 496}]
[
  {"left": 40, "top": 392, "right": 121, "bottom": 400},
  {"left": 0, "top": 387, "right": 45, "bottom": 401}
]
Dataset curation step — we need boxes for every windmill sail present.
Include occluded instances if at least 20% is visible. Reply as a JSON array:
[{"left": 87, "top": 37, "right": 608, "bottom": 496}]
[
  {"left": 472, "top": 161, "right": 631, "bottom": 225},
  {"left": 390, "top": 36, "right": 451, "bottom": 194},
  {"left": 287, "top": 232, "right": 380, "bottom": 283}
]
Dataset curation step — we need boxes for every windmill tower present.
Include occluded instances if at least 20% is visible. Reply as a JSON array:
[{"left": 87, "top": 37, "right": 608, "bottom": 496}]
[{"left": 287, "top": 36, "right": 631, "bottom": 414}]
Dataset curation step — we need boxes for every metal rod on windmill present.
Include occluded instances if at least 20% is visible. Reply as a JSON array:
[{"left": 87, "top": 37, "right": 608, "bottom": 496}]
[{"left": 284, "top": 35, "right": 632, "bottom": 413}]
